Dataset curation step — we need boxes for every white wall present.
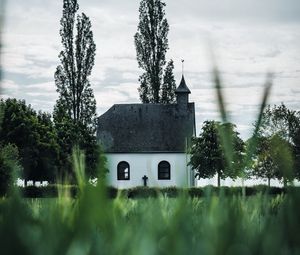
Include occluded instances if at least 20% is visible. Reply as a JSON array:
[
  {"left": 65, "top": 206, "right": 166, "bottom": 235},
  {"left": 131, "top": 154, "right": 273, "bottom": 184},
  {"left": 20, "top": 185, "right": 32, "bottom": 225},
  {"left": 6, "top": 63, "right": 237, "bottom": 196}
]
[{"left": 105, "top": 153, "right": 194, "bottom": 188}]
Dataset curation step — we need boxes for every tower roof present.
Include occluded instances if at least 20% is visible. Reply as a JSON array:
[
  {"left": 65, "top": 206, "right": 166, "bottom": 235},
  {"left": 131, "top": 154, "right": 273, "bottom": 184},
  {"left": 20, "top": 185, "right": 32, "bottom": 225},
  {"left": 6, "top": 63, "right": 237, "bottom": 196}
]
[{"left": 175, "top": 75, "right": 191, "bottom": 94}]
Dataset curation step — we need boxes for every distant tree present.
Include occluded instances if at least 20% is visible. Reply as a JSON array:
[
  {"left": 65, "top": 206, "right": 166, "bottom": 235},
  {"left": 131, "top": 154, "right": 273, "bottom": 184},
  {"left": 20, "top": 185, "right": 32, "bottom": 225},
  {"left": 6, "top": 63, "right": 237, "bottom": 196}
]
[
  {"left": 251, "top": 133, "right": 295, "bottom": 187},
  {"left": 190, "top": 120, "right": 244, "bottom": 187},
  {"left": 0, "top": 143, "right": 21, "bottom": 195},
  {"left": 260, "top": 103, "right": 299, "bottom": 143},
  {"left": 294, "top": 125, "right": 300, "bottom": 180},
  {"left": 161, "top": 59, "right": 176, "bottom": 104},
  {"left": 252, "top": 136, "right": 279, "bottom": 187},
  {"left": 54, "top": 0, "right": 99, "bottom": 180},
  {"left": 134, "top": 0, "right": 172, "bottom": 103},
  {"left": 35, "top": 112, "right": 60, "bottom": 183},
  {"left": 258, "top": 103, "right": 300, "bottom": 185},
  {"left": 0, "top": 98, "right": 59, "bottom": 185},
  {"left": 54, "top": 0, "right": 96, "bottom": 128},
  {"left": 0, "top": 99, "right": 38, "bottom": 185}
]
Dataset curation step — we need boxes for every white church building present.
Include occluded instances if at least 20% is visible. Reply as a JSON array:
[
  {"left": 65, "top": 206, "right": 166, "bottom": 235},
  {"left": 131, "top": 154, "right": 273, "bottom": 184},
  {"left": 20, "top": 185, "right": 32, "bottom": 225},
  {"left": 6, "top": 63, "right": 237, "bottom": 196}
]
[{"left": 97, "top": 75, "right": 196, "bottom": 188}]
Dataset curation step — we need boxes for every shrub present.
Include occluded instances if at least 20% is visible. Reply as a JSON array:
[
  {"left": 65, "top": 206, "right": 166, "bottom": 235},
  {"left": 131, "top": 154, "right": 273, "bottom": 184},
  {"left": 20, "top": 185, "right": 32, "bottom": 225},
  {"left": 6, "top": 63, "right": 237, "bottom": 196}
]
[
  {"left": 21, "top": 185, "right": 78, "bottom": 198},
  {"left": 18, "top": 185, "right": 298, "bottom": 198}
]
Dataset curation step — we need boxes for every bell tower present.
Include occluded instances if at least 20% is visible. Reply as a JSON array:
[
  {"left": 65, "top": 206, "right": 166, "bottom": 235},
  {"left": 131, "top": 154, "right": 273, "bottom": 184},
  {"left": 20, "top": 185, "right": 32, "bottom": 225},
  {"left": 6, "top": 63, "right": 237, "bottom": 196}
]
[{"left": 175, "top": 75, "right": 191, "bottom": 108}]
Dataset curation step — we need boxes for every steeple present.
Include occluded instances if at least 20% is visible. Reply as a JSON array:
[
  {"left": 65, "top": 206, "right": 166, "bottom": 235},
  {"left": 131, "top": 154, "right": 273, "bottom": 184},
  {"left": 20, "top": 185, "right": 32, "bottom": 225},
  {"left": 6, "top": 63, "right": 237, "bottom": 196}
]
[
  {"left": 175, "top": 75, "right": 191, "bottom": 107},
  {"left": 175, "top": 75, "right": 191, "bottom": 94}
]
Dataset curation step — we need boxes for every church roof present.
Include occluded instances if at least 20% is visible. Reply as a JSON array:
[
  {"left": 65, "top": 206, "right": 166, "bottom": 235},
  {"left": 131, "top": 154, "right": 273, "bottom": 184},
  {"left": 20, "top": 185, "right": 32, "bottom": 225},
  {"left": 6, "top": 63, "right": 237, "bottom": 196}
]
[
  {"left": 175, "top": 75, "right": 191, "bottom": 94},
  {"left": 97, "top": 103, "right": 195, "bottom": 153}
]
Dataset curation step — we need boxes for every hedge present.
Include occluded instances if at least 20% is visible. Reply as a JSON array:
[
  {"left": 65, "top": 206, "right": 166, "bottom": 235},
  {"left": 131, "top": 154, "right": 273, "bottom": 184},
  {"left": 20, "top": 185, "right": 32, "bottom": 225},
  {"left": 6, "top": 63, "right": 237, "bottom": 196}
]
[{"left": 17, "top": 185, "right": 299, "bottom": 199}]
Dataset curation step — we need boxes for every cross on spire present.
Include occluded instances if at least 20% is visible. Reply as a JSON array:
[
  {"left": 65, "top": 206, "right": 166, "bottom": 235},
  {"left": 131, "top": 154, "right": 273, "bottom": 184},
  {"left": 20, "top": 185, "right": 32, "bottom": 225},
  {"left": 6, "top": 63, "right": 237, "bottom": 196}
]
[{"left": 181, "top": 59, "right": 185, "bottom": 76}]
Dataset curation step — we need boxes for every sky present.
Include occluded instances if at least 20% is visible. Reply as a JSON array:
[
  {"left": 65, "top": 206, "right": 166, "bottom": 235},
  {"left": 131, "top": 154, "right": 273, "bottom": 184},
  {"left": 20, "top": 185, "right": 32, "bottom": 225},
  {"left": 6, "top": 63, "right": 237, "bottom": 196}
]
[{"left": 1, "top": 0, "right": 300, "bottom": 139}]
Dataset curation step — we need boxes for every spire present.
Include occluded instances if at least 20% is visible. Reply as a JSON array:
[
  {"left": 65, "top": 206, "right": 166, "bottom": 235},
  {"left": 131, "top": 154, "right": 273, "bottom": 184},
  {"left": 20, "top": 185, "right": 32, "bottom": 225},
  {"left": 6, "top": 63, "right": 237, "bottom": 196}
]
[{"left": 175, "top": 75, "right": 191, "bottom": 94}]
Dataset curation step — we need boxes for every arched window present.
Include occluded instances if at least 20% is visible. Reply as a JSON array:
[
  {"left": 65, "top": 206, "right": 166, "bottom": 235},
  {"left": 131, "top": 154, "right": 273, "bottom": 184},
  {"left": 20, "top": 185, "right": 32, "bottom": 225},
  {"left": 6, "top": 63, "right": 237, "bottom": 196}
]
[
  {"left": 158, "top": 161, "right": 171, "bottom": 180},
  {"left": 117, "top": 161, "right": 130, "bottom": 180}
]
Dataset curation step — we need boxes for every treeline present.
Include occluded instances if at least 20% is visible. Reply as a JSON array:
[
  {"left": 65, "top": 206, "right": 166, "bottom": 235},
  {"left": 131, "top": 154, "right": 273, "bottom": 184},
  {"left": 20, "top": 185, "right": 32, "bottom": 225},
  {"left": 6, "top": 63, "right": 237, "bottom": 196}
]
[
  {"left": 0, "top": 98, "right": 102, "bottom": 192},
  {"left": 190, "top": 103, "right": 300, "bottom": 187},
  {"left": 0, "top": 0, "right": 106, "bottom": 195}
]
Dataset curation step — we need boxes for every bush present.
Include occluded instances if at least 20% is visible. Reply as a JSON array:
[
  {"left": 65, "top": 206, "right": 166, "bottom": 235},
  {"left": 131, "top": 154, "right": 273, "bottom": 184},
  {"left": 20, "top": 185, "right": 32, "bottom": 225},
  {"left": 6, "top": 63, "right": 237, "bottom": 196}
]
[
  {"left": 126, "top": 186, "right": 159, "bottom": 198},
  {"left": 21, "top": 185, "right": 78, "bottom": 198},
  {"left": 18, "top": 184, "right": 299, "bottom": 198}
]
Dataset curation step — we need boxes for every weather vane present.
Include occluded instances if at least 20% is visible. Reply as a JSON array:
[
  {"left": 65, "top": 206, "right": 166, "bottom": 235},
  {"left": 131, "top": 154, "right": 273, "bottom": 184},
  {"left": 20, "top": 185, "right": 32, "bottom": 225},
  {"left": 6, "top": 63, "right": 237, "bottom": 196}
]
[{"left": 181, "top": 59, "right": 185, "bottom": 76}]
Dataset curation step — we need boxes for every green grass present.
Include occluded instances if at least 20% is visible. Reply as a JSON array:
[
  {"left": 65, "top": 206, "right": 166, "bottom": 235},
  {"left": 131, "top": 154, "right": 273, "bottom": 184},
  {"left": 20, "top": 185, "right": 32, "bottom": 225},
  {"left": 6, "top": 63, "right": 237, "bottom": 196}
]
[{"left": 1, "top": 181, "right": 300, "bottom": 254}]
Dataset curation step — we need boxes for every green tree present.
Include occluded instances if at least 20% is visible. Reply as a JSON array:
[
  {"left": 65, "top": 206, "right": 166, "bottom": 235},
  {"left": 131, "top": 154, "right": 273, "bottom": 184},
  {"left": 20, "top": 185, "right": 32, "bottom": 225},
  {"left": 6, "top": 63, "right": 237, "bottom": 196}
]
[
  {"left": 294, "top": 125, "right": 300, "bottom": 180},
  {"left": 260, "top": 103, "right": 299, "bottom": 144},
  {"left": 0, "top": 98, "right": 38, "bottom": 184},
  {"left": 54, "top": 0, "right": 96, "bottom": 127},
  {"left": 54, "top": 0, "right": 99, "bottom": 180},
  {"left": 0, "top": 99, "right": 59, "bottom": 185},
  {"left": 252, "top": 134, "right": 295, "bottom": 187},
  {"left": 134, "top": 0, "right": 172, "bottom": 103},
  {"left": 0, "top": 144, "right": 21, "bottom": 196},
  {"left": 161, "top": 59, "right": 176, "bottom": 104},
  {"left": 258, "top": 103, "right": 300, "bottom": 185},
  {"left": 35, "top": 112, "right": 60, "bottom": 183},
  {"left": 190, "top": 120, "right": 244, "bottom": 187},
  {"left": 252, "top": 136, "right": 279, "bottom": 187}
]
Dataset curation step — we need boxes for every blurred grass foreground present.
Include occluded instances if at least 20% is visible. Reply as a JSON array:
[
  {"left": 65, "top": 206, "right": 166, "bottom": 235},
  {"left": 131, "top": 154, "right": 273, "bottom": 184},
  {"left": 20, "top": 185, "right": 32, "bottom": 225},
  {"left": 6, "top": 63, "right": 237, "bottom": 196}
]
[{"left": 0, "top": 148, "right": 300, "bottom": 255}]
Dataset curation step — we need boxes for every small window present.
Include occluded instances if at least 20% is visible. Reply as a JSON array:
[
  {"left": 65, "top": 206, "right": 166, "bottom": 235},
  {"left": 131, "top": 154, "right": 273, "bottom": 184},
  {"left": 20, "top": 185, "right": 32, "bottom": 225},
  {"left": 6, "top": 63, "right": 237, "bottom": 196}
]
[
  {"left": 158, "top": 161, "right": 171, "bottom": 180},
  {"left": 117, "top": 161, "right": 130, "bottom": 180}
]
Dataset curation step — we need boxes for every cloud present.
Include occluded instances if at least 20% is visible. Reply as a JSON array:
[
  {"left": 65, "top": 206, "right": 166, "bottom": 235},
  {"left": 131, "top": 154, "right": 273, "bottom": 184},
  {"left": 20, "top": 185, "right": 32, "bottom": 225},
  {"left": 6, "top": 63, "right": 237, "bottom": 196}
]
[
  {"left": 1, "top": 0, "right": 300, "bottom": 139},
  {"left": 1, "top": 79, "right": 20, "bottom": 90}
]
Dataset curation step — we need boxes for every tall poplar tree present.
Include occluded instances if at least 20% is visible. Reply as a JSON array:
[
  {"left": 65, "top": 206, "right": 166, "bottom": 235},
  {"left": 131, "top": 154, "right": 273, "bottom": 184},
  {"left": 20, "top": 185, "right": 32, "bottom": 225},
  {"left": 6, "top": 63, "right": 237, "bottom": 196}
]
[
  {"left": 54, "top": 0, "right": 98, "bottom": 179},
  {"left": 135, "top": 0, "right": 173, "bottom": 103},
  {"left": 161, "top": 59, "right": 176, "bottom": 104}
]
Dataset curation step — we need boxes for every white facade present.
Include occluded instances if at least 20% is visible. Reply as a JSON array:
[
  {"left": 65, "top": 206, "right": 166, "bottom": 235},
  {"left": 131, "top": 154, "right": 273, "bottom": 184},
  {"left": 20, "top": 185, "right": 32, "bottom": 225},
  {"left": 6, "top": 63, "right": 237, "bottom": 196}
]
[{"left": 106, "top": 153, "right": 195, "bottom": 188}]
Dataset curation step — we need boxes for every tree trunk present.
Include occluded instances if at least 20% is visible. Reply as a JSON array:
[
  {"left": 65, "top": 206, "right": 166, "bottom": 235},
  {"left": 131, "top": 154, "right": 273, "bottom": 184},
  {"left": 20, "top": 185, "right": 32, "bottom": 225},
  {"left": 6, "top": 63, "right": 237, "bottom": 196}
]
[
  {"left": 241, "top": 177, "right": 246, "bottom": 197},
  {"left": 24, "top": 179, "right": 27, "bottom": 187},
  {"left": 268, "top": 178, "right": 270, "bottom": 187},
  {"left": 217, "top": 172, "right": 221, "bottom": 187}
]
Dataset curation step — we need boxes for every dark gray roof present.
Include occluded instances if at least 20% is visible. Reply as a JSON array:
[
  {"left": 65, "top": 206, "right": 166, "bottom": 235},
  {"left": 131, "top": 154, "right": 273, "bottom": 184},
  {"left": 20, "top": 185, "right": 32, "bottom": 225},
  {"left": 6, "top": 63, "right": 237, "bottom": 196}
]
[
  {"left": 97, "top": 103, "right": 195, "bottom": 153},
  {"left": 175, "top": 75, "right": 191, "bottom": 94}
]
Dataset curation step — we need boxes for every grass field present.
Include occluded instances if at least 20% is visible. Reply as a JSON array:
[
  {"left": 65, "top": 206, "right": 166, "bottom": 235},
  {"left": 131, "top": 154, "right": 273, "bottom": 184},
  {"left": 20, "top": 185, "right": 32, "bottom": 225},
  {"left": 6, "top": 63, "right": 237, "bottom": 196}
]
[{"left": 1, "top": 183, "right": 300, "bottom": 255}]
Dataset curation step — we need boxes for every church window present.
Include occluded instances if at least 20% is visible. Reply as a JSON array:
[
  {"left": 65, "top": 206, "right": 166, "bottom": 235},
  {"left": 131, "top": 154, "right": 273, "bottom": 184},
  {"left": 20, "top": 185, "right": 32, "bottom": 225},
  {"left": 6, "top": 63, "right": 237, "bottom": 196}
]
[
  {"left": 117, "top": 161, "right": 130, "bottom": 180},
  {"left": 158, "top": 161, "right": 171, "bottom": 180}
]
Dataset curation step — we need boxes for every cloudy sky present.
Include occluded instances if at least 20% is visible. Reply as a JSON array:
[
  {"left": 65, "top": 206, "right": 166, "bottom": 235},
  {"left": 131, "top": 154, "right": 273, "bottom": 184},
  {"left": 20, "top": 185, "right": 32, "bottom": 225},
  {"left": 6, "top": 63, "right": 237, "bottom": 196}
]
[{"left": 1, "top": 0, "right": 300, "bottom": 138}]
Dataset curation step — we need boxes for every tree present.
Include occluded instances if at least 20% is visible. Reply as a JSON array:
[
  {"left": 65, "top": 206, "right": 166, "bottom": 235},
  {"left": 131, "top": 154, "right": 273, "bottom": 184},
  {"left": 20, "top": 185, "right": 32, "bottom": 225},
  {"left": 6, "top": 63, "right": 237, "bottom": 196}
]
[
  {"left": 160, "top": 59, "right": 176, "bottom": 104},
  {"left": 260, "top": 103, "right": 299, "bottom": 144},
  {"left": 54, "top": 0, "right": 99, "bottom": 180},
  {"left": 257, "top": 103, "right": 300, "bottom": 185},
  {"left": 189, "top": 120, "right": 244, "bottom": 187},
  {"left": 252, "top": 136, "right": 279, "bottom": 187},
  {"left": 294, "top": 125, "right": 300, "bottom": 180},
  {"left": 55, "top": 0, "right": 96, "bottom": 128},
  {"left": 135, "top": 0, "right": 174, "bottom": 103},
  {"left": 0, "top": 98, "right": 38, "bottom": 184},
  {"left": 0, "top": 144, "right": 22, "bottom": 196},
  {"left": 0, "top": 98, "right": 59, "bottom": 185},
  {"left": 35, "top": 112, "right": 60, "bottom": 183}
]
